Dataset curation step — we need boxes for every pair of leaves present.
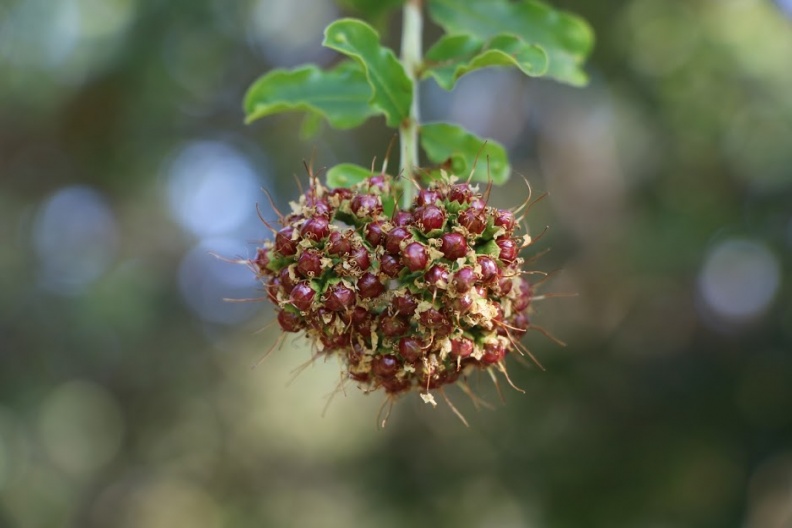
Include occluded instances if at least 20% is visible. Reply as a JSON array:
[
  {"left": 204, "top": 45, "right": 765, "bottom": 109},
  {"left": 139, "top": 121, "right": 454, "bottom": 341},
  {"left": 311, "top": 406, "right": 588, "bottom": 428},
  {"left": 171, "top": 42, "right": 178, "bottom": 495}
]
[
  {"left": 244, "top": 19, "right": 411, "bottom": 129},
  {"left": 327, "top": 122, "right": 509, "bottom": 188},
  {"left": 244, "top": 17, "right": 511, "bottom": 186},
  {"left": 244, "top": 0, "right": 592, "bottom": 126},
  {"left": 244, "top": 1, "right": 592, "bottom": 187}
]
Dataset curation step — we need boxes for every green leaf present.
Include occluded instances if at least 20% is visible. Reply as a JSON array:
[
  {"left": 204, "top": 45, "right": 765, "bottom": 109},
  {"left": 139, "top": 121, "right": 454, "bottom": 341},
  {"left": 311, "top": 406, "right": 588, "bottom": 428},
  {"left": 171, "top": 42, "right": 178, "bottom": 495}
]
[
  {"left": 323, "top": 19, "right": 413, "bottom": 127},
  {"left": 381, "top": 195, "right": 396, "bottom": 218},
  {"left": 244, "top": 62, "right": 376, "bottom": 128},
  {"left": 420, "top": 123, "right": 510, "bottom": 184},
  {"left": 423, "top": 33, "right": 548, "bottom": 90},
  {"left": 475, "top": 240, "right": 501, "bottom": 257},
  {"left": 326, "top": 163, "right": 371, "bottom": 188},
  {"left": 427, "top": 0, "right": 594, "bottom": 86}
]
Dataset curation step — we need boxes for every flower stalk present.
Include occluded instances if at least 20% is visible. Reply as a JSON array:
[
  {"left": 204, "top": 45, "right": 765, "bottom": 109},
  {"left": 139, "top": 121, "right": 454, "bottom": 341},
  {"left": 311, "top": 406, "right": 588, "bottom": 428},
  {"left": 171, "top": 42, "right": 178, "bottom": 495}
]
[{"left": 399, "top": 0, "right": 423, "bottom": 209}]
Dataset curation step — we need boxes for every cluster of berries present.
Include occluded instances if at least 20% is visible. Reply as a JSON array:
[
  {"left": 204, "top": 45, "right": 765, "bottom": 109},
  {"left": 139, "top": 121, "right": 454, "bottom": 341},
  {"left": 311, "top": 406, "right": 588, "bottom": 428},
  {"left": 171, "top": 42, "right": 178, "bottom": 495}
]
[{"left": 251, "top": 171, "right": 538, "bottom": 401}]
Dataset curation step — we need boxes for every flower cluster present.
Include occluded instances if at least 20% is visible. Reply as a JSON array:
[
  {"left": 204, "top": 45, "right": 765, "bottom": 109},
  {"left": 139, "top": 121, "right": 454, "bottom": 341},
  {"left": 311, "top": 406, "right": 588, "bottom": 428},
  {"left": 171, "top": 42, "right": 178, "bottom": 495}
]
[{"left": 251, "top": 171, "right": 537, "bottom": 400}]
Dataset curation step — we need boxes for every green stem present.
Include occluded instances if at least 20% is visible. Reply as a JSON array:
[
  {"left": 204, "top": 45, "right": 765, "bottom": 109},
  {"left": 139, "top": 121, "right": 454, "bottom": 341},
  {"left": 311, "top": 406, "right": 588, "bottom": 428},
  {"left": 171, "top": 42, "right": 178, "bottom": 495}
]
[{"left": 399, "top": 0, "right": 422, "bottom": 210}]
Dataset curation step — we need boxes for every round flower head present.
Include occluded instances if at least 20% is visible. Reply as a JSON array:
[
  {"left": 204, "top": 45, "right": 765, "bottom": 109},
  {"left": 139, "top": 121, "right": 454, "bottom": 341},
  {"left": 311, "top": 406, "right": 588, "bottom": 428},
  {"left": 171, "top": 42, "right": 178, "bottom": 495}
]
[{"left": 249, "top": 168, "right": 546, "bottom": 424}]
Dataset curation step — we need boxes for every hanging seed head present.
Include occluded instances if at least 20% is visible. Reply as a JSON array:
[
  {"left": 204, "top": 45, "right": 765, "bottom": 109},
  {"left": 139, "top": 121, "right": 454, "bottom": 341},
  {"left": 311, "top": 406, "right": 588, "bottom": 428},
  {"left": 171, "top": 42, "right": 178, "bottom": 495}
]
[{"left": 248, "top": 168, "right": 544, "bottom": 406}]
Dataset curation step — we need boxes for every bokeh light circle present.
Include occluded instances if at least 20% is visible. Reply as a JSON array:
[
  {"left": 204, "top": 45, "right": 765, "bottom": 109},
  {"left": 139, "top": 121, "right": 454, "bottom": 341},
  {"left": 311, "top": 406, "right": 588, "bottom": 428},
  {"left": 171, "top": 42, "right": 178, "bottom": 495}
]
[
  {"left": 697, "top": 238, "right": 781, "bottom": 323},
  {"left": 32, "top": 185, "right": 118, "bottom": 295},
  {"left": 166, "top": 141, "right": 261, "bottom": 239},
  {"left": 37, "top": 380, "right": 125, "bottom": 476}
]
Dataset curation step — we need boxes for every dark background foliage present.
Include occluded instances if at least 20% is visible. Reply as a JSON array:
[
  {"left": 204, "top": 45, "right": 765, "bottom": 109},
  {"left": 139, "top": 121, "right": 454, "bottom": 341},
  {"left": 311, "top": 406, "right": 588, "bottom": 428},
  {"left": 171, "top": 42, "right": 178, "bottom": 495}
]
[{"left": 1, "top": 0, "right": 791, "bottom": 526}]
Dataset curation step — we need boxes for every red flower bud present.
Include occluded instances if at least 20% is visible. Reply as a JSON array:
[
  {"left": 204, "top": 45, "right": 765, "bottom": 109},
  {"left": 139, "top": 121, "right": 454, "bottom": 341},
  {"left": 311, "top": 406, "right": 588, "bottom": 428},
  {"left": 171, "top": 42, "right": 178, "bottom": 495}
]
[
  {"left": 351, "top": 306, "right": 373, "bottom": 332},
  {"left": 413, "top": 205, "right": 445, "bottom": 233},
  {"left": 419, "top": 307, "right": 449, "bottom": 330},
  {"left": 495, "top": 237, "right": 518, "bottom": 263},
  {"left": 327, "top": 231, "right": 352, "bottom": 256},
  {"left": 379, "top": 314, "right": 409, "bottom": 338},
  {"left": 458, "top": 208, "right": 486, "bottom": 235},
  {"left": 402, "top": 242, "right": 429, "bottom": 272},
  {"left": 448, "top": 183, "right": 472, "bottom": 204},
  {"left": 253, "top": 248, "right": 270, "bottom": 274},
  {"left": 440, "top": 232, "right": 468, "bottom": 260},
  {"left": 393, "top": 294, "right": 418, "bottom": 316},
  {"left": 372, "top": 354, "right": 400, "bottom": 378},
  {"left": 277, "top": 310, "right": 303, "bottom": 332},
  {"left": 325, "top": 284, "right": 356, "bottom": 312},
  {"left": 392, "top": 210, "right": 413, "bottom": 227},
  {"left": 347, "top": 246, "right": 371, "bottom": 271},
  {"left": 477, "top": 256, "right": 499, "bottom": 285},
  {"left": 398, "top": 336, "right": 424, "bottom": 363},
  {"left": 450, "top": 338, "right": 474, "bottom": 358},
  {"left": 365, "top": 220, "right": 386, "bottom": 247},
  {"left": 357, "top": 272, "right": 385, "bottom": 299},
  {"left": 493, "top": 209, "right": 515, "bottom": 232},
  {"left": 351, "top": 194, "right": 382, "bottom": 218},
  {"left": 481, "top": 342, "right": 506, "bottom": 365},
  {"left": 425, "top": 264, "right": 449, "bottom": 289},
  {"left": 289, "top": 283, "right": 315, "bottom": 311},
  {"left": 385, "top": 227, "right": 412, "bottom": 255},
  {"left": 416, "top": 189, "right": 440, "bottom": 207},
  {"left": 296, "top": 249, "right": 323, "bottom": 278},
  {"left": 379, "top": 254, "right": 401, "bottom": 277},
  {"left": 453, "top": 267, "right": 476, "bottom": 293},
  {"left": 300, "top": 216, "right": 329, "bottom": 241},
  {"left": 275, "top": 227, "right": 298, "bottom": 256}
]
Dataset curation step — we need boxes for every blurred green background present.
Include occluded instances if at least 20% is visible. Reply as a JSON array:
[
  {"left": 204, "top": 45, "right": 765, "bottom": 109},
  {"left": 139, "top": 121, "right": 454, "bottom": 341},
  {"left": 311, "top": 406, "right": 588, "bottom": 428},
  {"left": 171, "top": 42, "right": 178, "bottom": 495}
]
[{"left": 2, "top": 0, "right": 792, "bottom": 526}]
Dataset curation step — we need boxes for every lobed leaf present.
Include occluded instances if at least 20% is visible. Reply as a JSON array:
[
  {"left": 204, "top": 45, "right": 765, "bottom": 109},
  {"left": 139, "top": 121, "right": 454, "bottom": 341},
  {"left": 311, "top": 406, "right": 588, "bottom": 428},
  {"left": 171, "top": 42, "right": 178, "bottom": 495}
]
[
  {"left": 326, "top": 163, "right": 372, "bottom": 188},
  {"left": 420, "top": 123, "right": 510, "bottom": 184},
  {"left": 423, "top": 33, "right": 548, "bottom": 90},
  {"left": 244, "top": 62, "right": 376, "bottom": 128},
  {"left": 323, "top": 19, "right": 413, "bottom": 128},
  {"left": 427, "top": 0, "right": 594, "bottom": 86}
]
